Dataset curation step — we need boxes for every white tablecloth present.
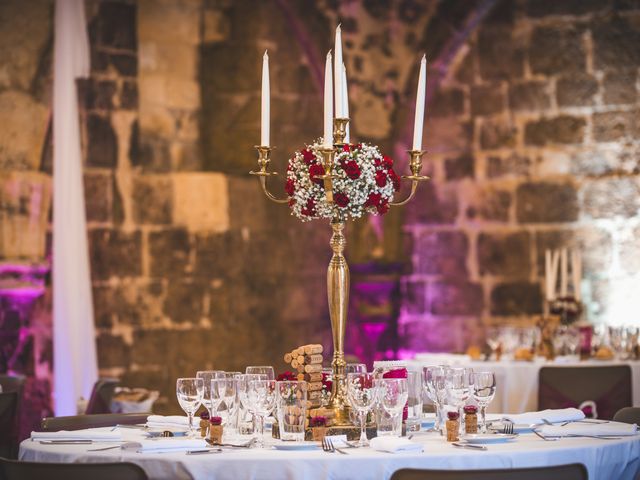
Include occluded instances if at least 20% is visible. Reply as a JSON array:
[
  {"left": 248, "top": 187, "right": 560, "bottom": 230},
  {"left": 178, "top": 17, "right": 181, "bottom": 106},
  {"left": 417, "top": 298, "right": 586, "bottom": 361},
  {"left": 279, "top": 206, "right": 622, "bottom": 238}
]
[
  {"left": 408, "top": 356, "right": 640, "bottom": 414},
  {"left": 20, "top": 426, "right": 640, "bottom": 480}
]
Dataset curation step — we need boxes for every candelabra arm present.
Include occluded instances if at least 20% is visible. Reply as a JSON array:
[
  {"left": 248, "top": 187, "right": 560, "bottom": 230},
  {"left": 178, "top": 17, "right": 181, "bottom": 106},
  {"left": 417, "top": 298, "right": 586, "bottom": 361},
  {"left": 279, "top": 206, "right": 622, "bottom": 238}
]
[
  {"left": 390, "top": 149, "right": 429, "bottom": 207},
  {"left": 259, "top": 176, "right": 289, "bottom": 204},
  {"left": 389, "top": 181, "right": 419, "bottom": 206},
  {"left": 250, "top": 145, "right": 289, "bottom": 204}
]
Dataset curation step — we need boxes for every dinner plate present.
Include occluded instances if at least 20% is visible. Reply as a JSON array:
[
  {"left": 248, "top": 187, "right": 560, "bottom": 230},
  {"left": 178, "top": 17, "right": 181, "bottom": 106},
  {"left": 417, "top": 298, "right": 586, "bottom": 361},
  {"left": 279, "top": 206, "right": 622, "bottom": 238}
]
[
  {"left": 146, "top": 429, "right": 189, "bottom": 438},
  {"left": 421, "top": 414, "right": 436, "bottom": 428},
  {"left": 272, "top": 441, "right": 319, "bottom": 451},
  {"left": 461, "top": 433, "right": 518, "bottom": 444}
]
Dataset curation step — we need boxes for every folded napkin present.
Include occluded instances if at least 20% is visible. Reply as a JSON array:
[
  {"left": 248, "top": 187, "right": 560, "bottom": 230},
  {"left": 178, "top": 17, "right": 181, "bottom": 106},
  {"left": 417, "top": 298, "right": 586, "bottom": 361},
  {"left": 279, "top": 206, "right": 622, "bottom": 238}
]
[
  {"left": 124, "top": 438, "right": 207, "bottom": 453},
  {"left": 146, "top": 415, "right": 190, "bottom": 428},
  {"left": 31, "top": 428, "right": 122, "bottom": 441},
  {"left": 539, "top": 422, "right": 638, "bottom": 437},
  {"left": 503, "top": 408, "right": 585, "bottom": 425},
  {"left": 369, "top": 437, "right": 423, "bottom": 453}
]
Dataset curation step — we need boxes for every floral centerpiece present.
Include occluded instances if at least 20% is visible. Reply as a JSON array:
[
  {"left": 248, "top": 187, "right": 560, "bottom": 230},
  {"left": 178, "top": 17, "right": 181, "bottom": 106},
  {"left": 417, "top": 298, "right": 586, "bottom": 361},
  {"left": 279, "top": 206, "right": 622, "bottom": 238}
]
[{"left": 285, "top": 141, "right": 401, "bottom": 221}]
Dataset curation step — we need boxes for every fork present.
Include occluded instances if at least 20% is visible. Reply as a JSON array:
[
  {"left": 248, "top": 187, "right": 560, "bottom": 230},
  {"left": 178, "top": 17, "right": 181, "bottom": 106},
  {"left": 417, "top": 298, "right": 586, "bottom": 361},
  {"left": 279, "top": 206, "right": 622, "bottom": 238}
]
[
  {"left": 533, "top": 429, "right": 558, "bottom": 441},
  {"left": 501, "top": 422, "right": 514, "bottom": 435},
  {"left": 322, "top": 437, "right": 348, "bottom": 455}
]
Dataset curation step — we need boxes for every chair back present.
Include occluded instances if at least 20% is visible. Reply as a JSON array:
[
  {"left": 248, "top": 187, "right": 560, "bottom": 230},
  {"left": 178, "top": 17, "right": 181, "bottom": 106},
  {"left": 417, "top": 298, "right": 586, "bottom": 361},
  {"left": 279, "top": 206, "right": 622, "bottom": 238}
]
[
  {"left": 613, "top": 407, "right": 640, "bottom": 425},
  {"left": 390, "top": 463, "right": 587, "bottom": 480},
  {"left": 39, "top": 413, "right": 148, "bottom": 432},
  {"left": 85, "top": 378, "right": 119, "bottom": 414},
  {"left": 0, "top": 457, "right": 148, "bottom": 480},
  {"left": 538, "top": 365, "right": 631, "bottom": 420},
  {"left": 0, "top": 393, "right": 18, "bottom": 459},
  {"left": 0, "top": 375, "right": 26, "bottom": 396}
]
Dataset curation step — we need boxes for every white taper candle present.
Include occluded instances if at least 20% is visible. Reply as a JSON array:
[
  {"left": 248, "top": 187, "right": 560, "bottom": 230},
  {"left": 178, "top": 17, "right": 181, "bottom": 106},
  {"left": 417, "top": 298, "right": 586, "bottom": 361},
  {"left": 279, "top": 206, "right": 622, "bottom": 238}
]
[
  {"left": 334, "top": 24, "right": 343, "bottom": 118},
  {"left": 560, "top": 248, "right": 568, "bottom": 297},
  {"left": 412, "top": 54, "right": 427, "bottom": 151},
  {"left": 342, "top": 63, "right": 349, "bottom": 143},
  {"left": 323, "top": 51, "right": 333, "bottom": 148},
  {"left": 261, "top": 50, "right": 270, "bottom": 146}
]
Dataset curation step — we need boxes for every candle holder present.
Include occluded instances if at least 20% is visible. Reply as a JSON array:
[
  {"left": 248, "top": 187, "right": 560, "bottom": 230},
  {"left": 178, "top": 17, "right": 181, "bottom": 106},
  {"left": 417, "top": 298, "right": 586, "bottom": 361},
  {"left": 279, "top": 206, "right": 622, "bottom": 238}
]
[{"left": 250, "top": 117, "right": 429, "bottom": 424}]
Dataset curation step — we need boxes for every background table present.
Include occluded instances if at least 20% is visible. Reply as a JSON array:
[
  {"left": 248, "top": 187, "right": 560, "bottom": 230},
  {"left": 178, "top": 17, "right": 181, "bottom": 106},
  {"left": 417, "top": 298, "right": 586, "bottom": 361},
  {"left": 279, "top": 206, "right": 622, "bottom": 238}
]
[
  {"left": 407, "top": 355, "right": 640, "bottom": 414},
  {"left": 20, "top": 427, "right": 640, "bottom": 480}
]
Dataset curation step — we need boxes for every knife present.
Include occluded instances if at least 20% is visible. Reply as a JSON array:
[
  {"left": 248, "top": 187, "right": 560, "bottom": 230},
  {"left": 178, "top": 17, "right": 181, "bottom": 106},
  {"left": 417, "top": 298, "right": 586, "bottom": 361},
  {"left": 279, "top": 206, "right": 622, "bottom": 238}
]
[{"left": 452, "top": 442, "right": 487, "bottom": 451}]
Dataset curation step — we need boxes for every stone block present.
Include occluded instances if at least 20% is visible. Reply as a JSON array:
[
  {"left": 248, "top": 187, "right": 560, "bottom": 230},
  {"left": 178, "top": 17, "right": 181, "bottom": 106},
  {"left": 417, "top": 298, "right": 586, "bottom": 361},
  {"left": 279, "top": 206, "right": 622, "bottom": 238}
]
[
  {"left": 401, "top": 279, "right": 427, "bottom": 314},
  {"left": 92, "top": 286, "right": 115, "bottom": 329},
  {"left": 478, "top": 26, "right": 524, "bottom": 80},
  {"left": 133, "top": 134, "right": 172, "bottom": 172},
  {"left": 413, "top": 231, "right": 468, "bottom": 276},
  {"left": 430, "top": 88, "right": 465, "bottom": 117},
  {"left": 200, "top": 43, "right": 261, "bottom": 94},
  {"left": 0, "top": 91, "right": 48, "bottom": 170},
  {"left": 479, "top": 119, "right": 518, "bottom": 150},
  {"left": 424, "top": 117, "right": 472, "bottom": 153},
  {"left": 431, "top": 281, "right": 483, "bottom": 315},
  {"left": 139, "top": 75, "right": 200, "bottom": 111},
  {"left": 399, "top": 316, "right": 480, "bottom": 353},
  {"left": 465, "top": 186, "right": 511, "bottom": 222},
  {"left": 149, "top": 228, "right": 192, "bottom": 277},
  {"left": 470, "top": 84, "right": 506, "bottom": 116},
  {"left": 86, "top": 114, "right": 118, "bottom": 168},
  {"left": 602, "top": 70, "right": 638, "bottom": 105},
  {"left": 163, "top": 280, "right": 207, "bottom": 323},
  {"left": 194, "top": 231, "right": 243, "bottom": 280},
  {"left": 139, "top": 41, "right": 197, "bottom": 80},
  {"left": 93, "top": 1, "right": 136, "bottom": 51},
  {"left": 110, "top": 53, "right": 138, "bottom": 77},
  {"left": 89, "top": 229, "right": 142, "bottom": 280},
  {"left": 138, "top": 0, "right": 201, "bottom": 46},
  {"left": 592, "top": 110, "right": 638, "bottom": 142},
  {"left": 619, "top": 226, "right": 640, "bottom": 275},
  {"left": 516, "top": 182, "right": 578, "bottom": 223},
  {"left": 509, "top": 81, "right": 550, "bottom": 111},
  {"left": 556, "top": 74, "right": 598, "bottom": 107},
  {"left": 132, "top": 175, "right": 173, "bottom": 225},
  {"left": 78, "top": 79, "right": 117, "bottom": 111},
  {"left": 84, "top": 172, "right": 112, "bottom": 223},
  {"left": 97, "top": 334, "right": 130, "bottom": 368},
  {"left": 524, "top": 116, "right": 586, "bottom": 146},
  {"left": 487, "top": 153, "right": 531, "bottom": 178},
  {"left": 592, "top": 16, "right": 640, "bottom": 70},
  {"left": 120, "top": 81, "right": 138, "bottom": 110},
  {"left": 582, "top": 177, "right": 640, "bottom": 218},
  {"left": 173, "top": 173, "right": 229, "bottom": 233},
  {"left": 526, "top": 0, "right": 609, "bottom": 16},
  {"left": 490, "top": 282, "right": 542, "bottom": 315},
  {"left": 570, "top": 148, "right": 639, "bottom": 177},
  {"left": 478, "top": 232, "right": 530, "bottom": 277},
  {"left": 535, "top": 228, "right": 613, "bottom": 274},
  {"left": 529, "top": 26, "right": 586, "bottom": 75},
  {"left": 405, "top": 183, "right": 459, "bottom": 225},
  {"left": 445, "top": 153, "right": 474, "bottom": 180}
]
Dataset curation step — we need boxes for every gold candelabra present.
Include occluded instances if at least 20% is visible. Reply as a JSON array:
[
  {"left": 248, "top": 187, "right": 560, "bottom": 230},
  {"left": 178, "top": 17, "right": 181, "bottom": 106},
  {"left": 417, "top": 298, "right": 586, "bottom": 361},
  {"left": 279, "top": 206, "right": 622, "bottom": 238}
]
[{"left": 250, "top": 117, "right": 429, "bottom": 425}]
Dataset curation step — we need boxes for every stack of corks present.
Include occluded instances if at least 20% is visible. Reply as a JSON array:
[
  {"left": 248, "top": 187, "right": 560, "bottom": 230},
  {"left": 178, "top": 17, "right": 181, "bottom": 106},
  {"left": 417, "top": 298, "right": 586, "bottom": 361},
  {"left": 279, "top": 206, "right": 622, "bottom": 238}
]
[{"left": 283, "top": 344, "right": 324, "bottom": 410}]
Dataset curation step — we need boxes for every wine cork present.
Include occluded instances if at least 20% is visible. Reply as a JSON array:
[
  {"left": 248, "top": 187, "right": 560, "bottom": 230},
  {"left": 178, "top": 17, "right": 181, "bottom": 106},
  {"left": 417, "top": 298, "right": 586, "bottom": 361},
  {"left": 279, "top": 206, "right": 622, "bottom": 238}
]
[
  {"left": 308, "top": 390, "right": 322, "bottom": 401},
  {"left": 284, "top": 352, "right": 292, "bottom": 363},
  {"left": 291, "top": 359, "right": 299, "bottom": 369},
  {"left": 307, "top": 382, "right": 323, "bottom": 392},
  {"left": 309, "top": 407, "right": 335, "bottom": 418},
  {"left": 303, "top": 344, "right": 323, "bottom": 355},
  {"left": 296, "top": 354, "right": 323, "bottom": 365},
  {"left": 297, "top": 365, "right": 306, "bottom": 373},
  {"left": 306, "top": 399, "right": 323, "bottom": 409},
  {"left": 304, "top": 363, "right": 323, "bottom": 374},
  {"left": 297, "top": 372, "right": 323, "bottom": 383}
]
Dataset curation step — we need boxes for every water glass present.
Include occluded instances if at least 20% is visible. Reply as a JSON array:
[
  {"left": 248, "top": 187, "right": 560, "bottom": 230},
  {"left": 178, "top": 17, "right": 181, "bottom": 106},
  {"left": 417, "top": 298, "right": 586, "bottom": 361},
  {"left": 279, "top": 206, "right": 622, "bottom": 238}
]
[
  {"left": 196, "top": 370, "right": 225, "bottom": 417},
  {"left": 472, "top": 371, "right": 496, "bottom": 433},
  {"left": 446, "top": 367, "right": 473, "bottom": 435},
  {"left": 247, "top": 379, "right": 276, "bottom": 447},
  {"left": 347, "top": 372, "right": 377, "bottom": 447},
  {"left": 406, "top": 371, "right": 423, "bottom": 432},
  {"left": 246, "top": 366, "right": 275, "bottom": 380},
  {"left": 276, "top": 381, "right": 307, "bottom": 442},
  {"left": 176, "top": 377, "right": 204, "bottom": 436},
  {"left": 375, "top": 378, "right": 408, "bottom": 437},
  {"left": 236, "top": 373, "right": 267, "bottom": 434},
  {"left": 423, "top": 366, "right": 447, "bottom": 433}
]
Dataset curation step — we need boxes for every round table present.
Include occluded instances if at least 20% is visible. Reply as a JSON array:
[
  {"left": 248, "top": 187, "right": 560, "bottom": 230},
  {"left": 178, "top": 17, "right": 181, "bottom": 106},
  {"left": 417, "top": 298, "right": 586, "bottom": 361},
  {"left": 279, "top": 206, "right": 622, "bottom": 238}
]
[{"left": 20, "top": 426, "right": 640, "bottom": 480}]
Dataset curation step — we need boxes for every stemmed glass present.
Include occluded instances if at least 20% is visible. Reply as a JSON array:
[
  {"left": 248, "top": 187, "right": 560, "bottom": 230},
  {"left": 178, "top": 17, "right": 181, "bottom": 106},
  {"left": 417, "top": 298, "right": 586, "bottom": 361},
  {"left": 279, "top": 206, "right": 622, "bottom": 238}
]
[
  {"left": 472, "top": 371, "right": 496, "bottom": 433},
  {"left": 246, "top": 366, "right": 275, "bottom": 380},
  {"left": 236, "top": 373, "right": 267, "bottom": 434},
  {"left": 423, "top": 366, "right": 448, "bottom": 433},
  {"left": 375, "top": 378, "right": 409, "bottom": 437},
  {"left": 446, "top": 367, "right": 473, "bottom": 435},
  {"left": 210, "top": 377, "right": 231, "bottom": 425},
  {"left": 196, "top": 370, "right": 225, "bottom": 417},
  {"left": 346, "top": 372, "right": 377, "bottom": 447},
  {"left": 247, "top": 379, "right": 276, "bottom": 448},
  {"left": 176, "top": 377, "right": 204, "bottom": 436}
]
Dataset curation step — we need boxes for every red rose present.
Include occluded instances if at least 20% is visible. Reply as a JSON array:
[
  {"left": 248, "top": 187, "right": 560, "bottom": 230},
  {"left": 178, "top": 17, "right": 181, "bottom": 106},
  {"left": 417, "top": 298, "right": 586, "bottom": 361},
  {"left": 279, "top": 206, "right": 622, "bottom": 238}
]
[
  {"left": 301, "top": 198, "right": 316, "bottom": 216},
  {"left": 376, "top": 199, "right": 390, "bottom": 214},
  {"left": 288, "top": 198, "right": 296, "bottom": 207},
  {"left": 277, "top": 371, "right": 297, "bottom": 381},
  {"left": 382, "top": 155, "right": 394, "bottom": 168},
  {"left": 388, "top": 167, "right": 401, "bottom": 191},
  {"left": 322, "top": 372, "right": 333, "bottom": 392},
  {"left": 374, "top": 158, "right": 382, "bottom": 167},
  {"left": 285, "top": 178, "right": 295, "bottom": 196},
  {"left": 309, "top": 164, "right": 325, "bottom": 185},
  {"left": 342, "top": 144, "right": 351, "bottom": 152},
  {"left": 334, "top": 192, "right": 350, "bottom": 207},
  {"left": 301, "top": 148, "right": 316, "bottom": 165},
  {"left": 355, "top": 143, "right": 362, "bottom": 150},
  {"left": 382, "top": 368, "right": 407, "bottom": 379},
  {"left": 343, "top": 160, "right": 361, "bottom": 180},
  {"left": 375, "top": 170, "right": 387, "bottom": 187},
  {"left": 365, "top": 192, "right": 382, "bottom": 208}
]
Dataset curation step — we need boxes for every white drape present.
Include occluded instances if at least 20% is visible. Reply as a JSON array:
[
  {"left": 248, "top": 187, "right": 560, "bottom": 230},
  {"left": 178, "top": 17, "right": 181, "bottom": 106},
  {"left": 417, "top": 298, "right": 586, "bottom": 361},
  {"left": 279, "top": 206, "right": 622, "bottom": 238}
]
[{"left": 53, "top": 0, "right": 97, "bottom": 416}]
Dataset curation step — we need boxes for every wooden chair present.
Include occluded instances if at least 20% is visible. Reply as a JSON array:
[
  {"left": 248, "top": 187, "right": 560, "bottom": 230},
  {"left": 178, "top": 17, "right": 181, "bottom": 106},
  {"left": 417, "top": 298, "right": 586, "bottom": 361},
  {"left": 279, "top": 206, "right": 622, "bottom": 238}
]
[
  {"left": 613, "top": 407, "right": 640, "bottom": 425},
  {"left": 39, "top": 413, "right": 148, "bottom": 432},
  {"left": 0, "top": 375, "right": 26, "bottom": 396},
  {"left": 85, "top": 378, "right": 119, "bottom": 414},
  {"left": 390, "top": 464, "right": 588, "bottom": 480},
  {"left": 538, "top": 365, "right": 631, "bottom": 420},
  {"left": 0, "top": 393, "right": 18, "bottom": 459},
  {"left": 0, "top": 457, "right": 148, "bottom": 480}
]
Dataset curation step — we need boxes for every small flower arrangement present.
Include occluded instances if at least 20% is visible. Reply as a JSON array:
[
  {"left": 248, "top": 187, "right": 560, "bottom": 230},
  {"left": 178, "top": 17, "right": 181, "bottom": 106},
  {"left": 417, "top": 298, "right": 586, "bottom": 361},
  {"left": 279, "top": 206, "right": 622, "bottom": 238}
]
[
  {"left": 277, "top": 371, "right": 297, "bottom": 381},
  {"left": 285, "top": 141, "right": 400, "bottom": 222},
  {"left": 309, "top": 416, "right": 327, "bottom": 427}
]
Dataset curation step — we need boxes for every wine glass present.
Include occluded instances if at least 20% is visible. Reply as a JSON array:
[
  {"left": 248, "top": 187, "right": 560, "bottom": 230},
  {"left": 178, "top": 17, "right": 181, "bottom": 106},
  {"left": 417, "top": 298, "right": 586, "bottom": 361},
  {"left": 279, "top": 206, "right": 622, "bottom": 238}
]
[
  {"left": 176, "top": 377, "right": 204, "bottom": 436},
  {"left": 375, "top": 378, "right": 408, "bottom": 437},
  {"left": 196, "top": 370, "right": 225, "bottom": 417},
  {"left": 246, "top": 366, "right": 275, "bottom": 380},
  {"left": 346, "top": 372, "right": 377, "bottom": 447},
  {"left": 446, "top": 367, "right": 473, "bottom": 435},
  {"left": 236, "top": 373, "right": 267, "bottom": 434},
  {"left": 472, "top": 371, "right": 496, "bottom": 433},
  {"left": 423, "top": 366, "right": 448, "bottom": 433},
  {"left": 247, "top": 379, "right": 276, "bottom": 448},
  {"left": 346, "top": 363, "right": 366, "bottom": 374},
  {"left": 210, "top": 377, "right": 231, "bottom": 424}
]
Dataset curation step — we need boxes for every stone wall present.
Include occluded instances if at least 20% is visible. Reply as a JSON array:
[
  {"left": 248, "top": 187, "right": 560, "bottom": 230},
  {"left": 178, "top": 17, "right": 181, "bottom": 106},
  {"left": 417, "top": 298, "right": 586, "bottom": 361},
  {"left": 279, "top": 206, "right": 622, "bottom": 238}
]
[{"left": 1, "top": 0, "right": 639, "bottom": 414}]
